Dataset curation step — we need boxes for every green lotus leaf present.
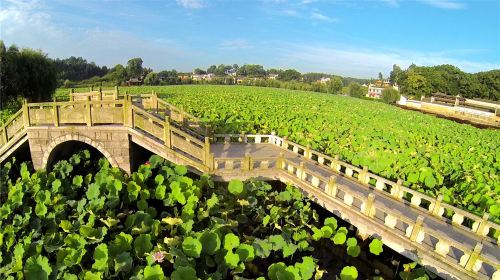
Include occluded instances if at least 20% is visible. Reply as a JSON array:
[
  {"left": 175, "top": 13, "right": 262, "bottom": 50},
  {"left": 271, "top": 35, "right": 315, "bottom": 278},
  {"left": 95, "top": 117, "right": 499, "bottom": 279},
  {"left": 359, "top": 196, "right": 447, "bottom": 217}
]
[
  {"left": 228, "top": 179, "right": 244, "bottom": 195},
  {"left": 340, "top": 266, "right": 358, "bottom": 280}
]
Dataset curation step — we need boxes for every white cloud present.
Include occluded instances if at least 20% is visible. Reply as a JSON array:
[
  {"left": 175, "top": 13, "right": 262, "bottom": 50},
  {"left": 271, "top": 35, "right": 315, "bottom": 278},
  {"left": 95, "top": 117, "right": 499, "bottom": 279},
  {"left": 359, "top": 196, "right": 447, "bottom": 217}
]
[
  {"left": 310, "top": 12, "right": 338, "bottom": 23},
  {"left": 176, "top": 0, "right": 205, "bottom": 9},
  {"left": 219, "top": 39, "right": 255, "bottom": 50},
  {"left": 419, "top": 0, "right": 465, "bottom": 9}
]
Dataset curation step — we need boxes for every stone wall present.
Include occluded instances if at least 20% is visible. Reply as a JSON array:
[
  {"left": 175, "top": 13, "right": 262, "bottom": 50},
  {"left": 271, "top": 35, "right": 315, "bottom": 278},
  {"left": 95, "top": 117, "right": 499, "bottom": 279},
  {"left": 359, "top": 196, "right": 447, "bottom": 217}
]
[{"left": 27, "top": 126, "right": 131, "bottom": 174}]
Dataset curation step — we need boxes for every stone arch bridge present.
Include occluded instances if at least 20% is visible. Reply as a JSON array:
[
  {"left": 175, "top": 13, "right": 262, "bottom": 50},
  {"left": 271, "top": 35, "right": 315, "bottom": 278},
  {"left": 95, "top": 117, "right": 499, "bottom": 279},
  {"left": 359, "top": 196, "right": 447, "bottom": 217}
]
[{"left": 0, "top": 89, "right": 498, "bottom": 280}]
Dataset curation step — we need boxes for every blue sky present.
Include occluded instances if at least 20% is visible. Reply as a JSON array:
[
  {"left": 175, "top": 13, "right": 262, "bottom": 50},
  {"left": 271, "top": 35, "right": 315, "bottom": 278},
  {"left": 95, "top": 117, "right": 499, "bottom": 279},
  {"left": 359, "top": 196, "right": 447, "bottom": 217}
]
[{"left": 1, "top": 0, "right": 499, "bottom": 78}]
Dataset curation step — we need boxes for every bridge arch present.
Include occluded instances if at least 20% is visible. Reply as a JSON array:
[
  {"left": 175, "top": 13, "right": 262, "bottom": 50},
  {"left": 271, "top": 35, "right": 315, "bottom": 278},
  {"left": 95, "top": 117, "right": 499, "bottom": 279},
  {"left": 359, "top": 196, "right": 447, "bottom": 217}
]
[{"left": 41, "top": 134, "right": 119, "bottom": 170}]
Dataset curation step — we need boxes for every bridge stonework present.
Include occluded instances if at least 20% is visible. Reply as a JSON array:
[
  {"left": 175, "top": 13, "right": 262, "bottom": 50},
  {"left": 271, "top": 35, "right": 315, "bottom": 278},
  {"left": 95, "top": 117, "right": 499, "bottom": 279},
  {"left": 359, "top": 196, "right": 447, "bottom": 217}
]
[{"left": 27, "top": 126, "right": 131, "bottom": 174}]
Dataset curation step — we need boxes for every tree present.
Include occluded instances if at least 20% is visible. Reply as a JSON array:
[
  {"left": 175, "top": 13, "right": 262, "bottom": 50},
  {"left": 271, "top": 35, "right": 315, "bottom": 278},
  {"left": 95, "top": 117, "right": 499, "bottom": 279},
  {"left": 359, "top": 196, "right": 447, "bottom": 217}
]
[
  {"left": 104, "top": 64, "right": 128, "bottom": 86},
  {"left": 236, "top": 64, "right": 266, "bottom": 77},
  {"left": 279, "top": 69, "right": 302, "bottom": 81},
  {"left": 214, "top": 64, "right": 232, "bottom": 76},
  {"left": 53, "top": 56, "right": 108, "bottom": 83},
  {"left": 193, "top": 68, "right": 206, "bottom": 75},
  {"left": 326, "top": 77, "right": 343, "bottom": 94},
  {"left": 144, "top": 72, "right": 159, "bottom": 85},
  {"left": 378, "top": 72, "right": 383, "bottom": 81},
  {"left": 389, "top": 64, "right": 403, "bottom": 85},
  {"left": 126, "top": 58, "right": 143, "bottom": 78},
  {"left": 158, "top": 70, "right": 179, "bottom": 85},
  {"left": 401, "top": 71, "right": 430, "bottom": 98},
  {"left": 206, "top": 65, "right": 217, "bottom": 74},
  {"left": 382, "top": 88, "right": 400, "bottom": 104},
  {"left": 0, "top": 41, "right": 57, "bottom": 108},
  {"left": 347, "top": 83, "right": 365, "bottom": 98}
]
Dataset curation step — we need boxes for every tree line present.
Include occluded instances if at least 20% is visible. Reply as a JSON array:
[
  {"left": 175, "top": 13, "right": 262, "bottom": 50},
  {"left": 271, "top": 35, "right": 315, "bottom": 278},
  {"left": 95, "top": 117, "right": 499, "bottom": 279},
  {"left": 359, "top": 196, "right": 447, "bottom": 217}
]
[
  {"left": 390, "top": 64, "right": 500, "bottom": 100},
  {"left": 1, "top": 41, "right": 499, "bottom": 111}
]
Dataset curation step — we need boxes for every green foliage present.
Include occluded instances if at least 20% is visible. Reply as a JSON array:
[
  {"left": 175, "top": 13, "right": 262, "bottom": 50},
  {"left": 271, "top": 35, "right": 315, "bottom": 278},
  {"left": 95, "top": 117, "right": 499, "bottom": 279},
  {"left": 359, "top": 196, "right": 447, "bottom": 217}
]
[
  {"left": 369, "top": 239, "right": 384, "bottom": 255},
  {"left": 340, "top": 266, "right": 358, "bottom": 280},
  {"left": 381, "top": 87, "right": 401, "bottom": 104},
  {"left": 0, "top": 151, "right": 421, "bottom": 280},
  {"left": 228, "top": 179, "right": 244, "bottom": 195},
  {"left": 0, "top": 41, "right": 58, "bottom": 109},
  {"left": 112, "top": 84, "right": 500, "bottom": 218},
  {"left": 182, "top": 236, "right": 202, "bottom": 258},
  {"left": 347, "top": 83, "right": 365, "bottom": 98},
  {"left": 326, "top": 77, "right": 343, "bottom": 94},
  {"left": 171, "top": 266, "right": 197, "bottom": 280}
]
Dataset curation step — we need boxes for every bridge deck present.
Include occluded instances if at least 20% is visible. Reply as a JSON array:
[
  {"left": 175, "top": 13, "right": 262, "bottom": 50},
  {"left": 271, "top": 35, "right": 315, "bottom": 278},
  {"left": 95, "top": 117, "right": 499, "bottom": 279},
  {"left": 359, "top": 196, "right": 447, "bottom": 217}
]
[{"left": 211, "top": 142, "right": 499, "bottom": 267}]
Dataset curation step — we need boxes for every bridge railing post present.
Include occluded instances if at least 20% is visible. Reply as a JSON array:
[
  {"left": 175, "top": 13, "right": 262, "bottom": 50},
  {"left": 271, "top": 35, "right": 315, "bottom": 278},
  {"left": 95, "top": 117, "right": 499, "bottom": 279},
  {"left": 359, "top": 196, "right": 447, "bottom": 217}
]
[
  {"left": 298, "top": 162, "right": 305, "bottom": 180},
  {"left": 123, "top": 95, "right": 133, "bottom": 127},
  {"left": 204, "top": 136, "right": 211, "bottom": 166},
  {"left": 358, "top": 166, "right": 369, "bottom": 185},
  {"left": 305, "top": 144, "right": 311, "bottom": 159},
  {"left": 2, "top": 126, "right": 7, "bottom": 144},
  {"left": 330, "top": 155, "right": 341, "bottom": 173},
  {"left": 474, "top": 213, "right": 490, "bottom": 237},
  {"left": 85, "top": 96, "right": 92, "bottom": 126},
  {"left": 163, "top": 116, "right": 171, "bottom": 148},
  {"left": 390, "top": 179, "right": 404, "bottom": 200},
  {"left": 53, "top": 99, "right": 59, "bottom": 127},
  {"left": 276, "top": 152, "right": 285, "bottom": 170},
  {"left": 22, "top": 99, "right": 30, "bottom": 127},
  {"left": 243, "top": 153, "right": 252, "bottom": 171},
  {"left": 409, "top": 215, "right": 424, "bottom": 242},
  {"left": 326, "top": 176, "right": 338, "bottom": 197},
  {"left": 430, "top": 194, "right": 444, "bottom": 217},
  {"left": 179, "top": 106, "right": 185, "bottom": 127},
  {"left": 282, "top": 136, "right": 288, "bottom": 149},
  {"left": 363, "top": 193, "right": 376, "bottom": 217},
  {"left": 464, "top": 243, "right": 483, "bottom": 271}
]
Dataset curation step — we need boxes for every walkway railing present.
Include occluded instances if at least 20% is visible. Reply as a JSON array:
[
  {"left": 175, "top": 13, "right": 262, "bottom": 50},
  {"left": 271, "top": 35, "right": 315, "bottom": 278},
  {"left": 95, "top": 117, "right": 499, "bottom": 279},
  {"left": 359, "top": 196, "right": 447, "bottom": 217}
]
[{"left": 0, "top": 91, "right": 498, "bottom": 279}]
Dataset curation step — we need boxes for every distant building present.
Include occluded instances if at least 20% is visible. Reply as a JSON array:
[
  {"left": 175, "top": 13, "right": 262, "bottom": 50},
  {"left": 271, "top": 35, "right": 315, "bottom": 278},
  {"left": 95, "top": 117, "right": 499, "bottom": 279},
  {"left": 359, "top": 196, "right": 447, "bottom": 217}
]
[
  {"left": 268, "top": 74, "right": 279, "bottom": 80},
  {"left": 367, "top": 79, "right": 398, "bottom": 99},
  {"left": 225, "top": 69, "right": 237, "bottom": 76},
  {"left": 192, "top": 73, "right": 215, "bottom": 81},
  {"left": 319, "top": 77, "right": 331, "bottom": 84},
  {"left": 126, "top": 77, "right": 143, "bottom": 86}
]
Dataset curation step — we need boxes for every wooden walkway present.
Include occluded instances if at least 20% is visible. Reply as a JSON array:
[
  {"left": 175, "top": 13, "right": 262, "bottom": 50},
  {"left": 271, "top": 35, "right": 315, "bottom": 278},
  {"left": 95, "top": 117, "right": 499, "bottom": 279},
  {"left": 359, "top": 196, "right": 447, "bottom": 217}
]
[{"left": 0, "top": 90, "right": 498, "bottom": 280}]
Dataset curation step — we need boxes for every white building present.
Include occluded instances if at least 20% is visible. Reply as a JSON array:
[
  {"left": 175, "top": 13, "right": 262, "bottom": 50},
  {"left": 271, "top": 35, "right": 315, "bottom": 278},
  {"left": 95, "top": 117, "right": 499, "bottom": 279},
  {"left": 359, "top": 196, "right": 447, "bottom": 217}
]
[
  {"left": 192, "top": 73, "right": 215, "bottom": 81},
  {"left": 319, "top": 77, "right": 331, "bottom": 84}
]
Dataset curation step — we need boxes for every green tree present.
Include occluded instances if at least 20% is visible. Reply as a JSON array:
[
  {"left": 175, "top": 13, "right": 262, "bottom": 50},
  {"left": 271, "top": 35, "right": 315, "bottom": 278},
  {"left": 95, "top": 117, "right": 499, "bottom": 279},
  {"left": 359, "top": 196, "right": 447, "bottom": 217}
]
[
  {"left": 347, "top": 83, "right": 365, "bottom": 98},
  {"left": 193, "top": 68, "right": 206, "bottom": 75},
  {"left": 389, "top": 64, "right": 403, "bottom": 85},
  {"left": 278, "top": 69, "right": 302, "bottom": 81},
  {"left": 143, "top": 72, "right": 159, "bottom": 85},
  {"left": 378, "top": 72, "right": 383, "bottom": 81},
  {"left": 0, "top": 42, "right": 57, "bottom": 108},
  {"left": 126, "top": 58, "right": 143, "bottom": 78},
  {"left": 326, "top": 77, "right": 343, "bottom": 94},
  {"left": 207, "top": 65, "right": 217, "bottom": 74},
  {"left": 158, "top": 70, "right": 179, "bottom": 85},
  {"left": 104, "top": 64, "right": 128, "bottom": 86},
  {"left": 401, "top": 71, "right": 430, "bottom": 98},
  {"left": 382, "top": 88, "right": 401, "bottom": 104}
]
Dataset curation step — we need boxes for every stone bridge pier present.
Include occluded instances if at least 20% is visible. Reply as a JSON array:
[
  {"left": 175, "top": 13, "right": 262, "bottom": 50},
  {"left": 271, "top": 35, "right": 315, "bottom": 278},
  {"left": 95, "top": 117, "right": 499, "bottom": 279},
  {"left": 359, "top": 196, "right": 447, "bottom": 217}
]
[{"left": 27, "top": 126, "right": 131, "bottom": 174}]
